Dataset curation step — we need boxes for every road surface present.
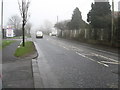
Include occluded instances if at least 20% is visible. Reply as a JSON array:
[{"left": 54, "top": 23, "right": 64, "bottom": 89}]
[{"left": 33, "top": 35, "right": 119, "bottom": 88}]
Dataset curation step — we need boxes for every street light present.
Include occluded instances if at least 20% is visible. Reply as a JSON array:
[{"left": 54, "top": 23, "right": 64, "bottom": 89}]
[
  {"left": 111, "top": 0, "right": 114, "bottom": 45},
  {"left": 1, "top": 0, "right": 4, "bottom": 38}
]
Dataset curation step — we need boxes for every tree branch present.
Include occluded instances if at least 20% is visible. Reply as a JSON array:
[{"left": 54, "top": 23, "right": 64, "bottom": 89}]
[{"left": 18, "top": 0, "right": 23, "bottom": 17}]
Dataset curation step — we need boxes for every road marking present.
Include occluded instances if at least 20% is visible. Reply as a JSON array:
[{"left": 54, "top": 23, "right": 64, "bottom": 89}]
[
  {"left": 100, "top": 61, "right": 119, "bottom": 64},
  {"left": 62, "top": 46, "right": 69, "bottom": 50},
  {"left": 76, "top": 52, "right": 109, "bottom": 67},
  {"left": 91, "top": 53, "right": 118, "bottom": 63},
  {"left": 97, "top": 61, "right": 109, "bottom": 67},
  {"left": 45, "top": 37, "right": 118, "bottom": 66},
  {"left": 83, "top": 53, "right": 95, "bottom": 56},
  {"left": 87, "top": 46, "right": 117, "bottom": 56},
  {"left": 46, "top": 38, "right": 70, "bottom": 51},
  {"left": 52, "top": 40, "right": 118, "bottom": 66},
  {"left": 46, "top": 39, "right": 49, "bottom": 40},
  {"left": 59, "top": 45, "right": 69, "bottom": 50},
  {"left": 47, "top": 36, "right": 117, "bottom": 55},
  {"left": 76, "top": 52, "right": 86, "bottom": 58},
  {"left": 70, "top": 46, "right": 84, "bottom": 52},
  {"left": 49, "top": 39, "right": 84, "bottom": 52}
]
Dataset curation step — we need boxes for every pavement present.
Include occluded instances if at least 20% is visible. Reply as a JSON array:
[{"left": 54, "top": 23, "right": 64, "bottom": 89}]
[
  {"left": 2, "top": 39, "right": 37, "bottom": 88},
  {"left": 32, "top": 35, "right": 119, "bottom": 88}
]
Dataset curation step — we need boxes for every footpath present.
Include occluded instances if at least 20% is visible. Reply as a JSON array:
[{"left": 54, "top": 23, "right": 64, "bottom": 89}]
[{"left": 2, "top": 40, "right": 37, "bottom": 88}]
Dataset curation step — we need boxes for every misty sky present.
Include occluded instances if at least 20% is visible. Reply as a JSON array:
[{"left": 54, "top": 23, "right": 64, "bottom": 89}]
[{"left": 0, "top": 0, "right": 119, "bottom": 30}]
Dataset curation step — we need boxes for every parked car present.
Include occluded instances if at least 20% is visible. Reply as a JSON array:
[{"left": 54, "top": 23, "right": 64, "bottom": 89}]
[{"left": 36, "top": 31, "right": 43, "bottom": 38}]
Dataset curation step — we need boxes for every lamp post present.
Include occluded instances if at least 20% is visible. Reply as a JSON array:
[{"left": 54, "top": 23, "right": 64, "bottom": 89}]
[
  {"left": 56, "top": 16, "right": 58, "bottom": 36},
  {"left": 111, "top": 0, "right": 114, "bottom": 45},
  {"left": 1, "top": 0, "right": 4, "bottom": 39}
]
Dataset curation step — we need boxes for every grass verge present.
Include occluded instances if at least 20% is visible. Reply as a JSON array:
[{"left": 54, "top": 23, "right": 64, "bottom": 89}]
[
  {"left": 2, "top": 40, "right": 16, "bottom": 48},
  {"left": 14, "top": 41, "right": 36, "bottom": 57}
]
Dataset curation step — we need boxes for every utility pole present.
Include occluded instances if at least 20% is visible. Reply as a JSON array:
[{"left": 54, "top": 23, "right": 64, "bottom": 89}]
[
  {"left": 1, "top": 0, "right": 4, "bottom": 39},
  {"left": 111, "top": 0, "right": 114, "bottom": 45},
  {"left": 56, "top": 16, "right": 58, "bottom": 36}
]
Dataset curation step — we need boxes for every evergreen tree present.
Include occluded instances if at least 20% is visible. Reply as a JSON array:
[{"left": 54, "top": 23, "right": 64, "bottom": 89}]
[
  {"left": 87, "top": 2, "right": 111, "bottom": 29},
  {"left": 67, "top": 7, "right": 85, "bottom": 30},
  {"left": 87, "top": 1, "right": 111, "bottom": 40}
]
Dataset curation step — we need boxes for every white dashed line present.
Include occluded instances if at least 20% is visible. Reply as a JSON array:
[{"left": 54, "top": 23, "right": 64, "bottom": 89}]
[
  {"left": 91, "top": 53, "right": 118, "bottom": 63},
  {"left": 59, "top": 45, "right": 69, "bottom": 50},
  {"left": 62, "top": 46, "right": 69, "bottom": 50},
  {"left": 46, "top": 38, "right": 118, "bottom": 67},
  {"left": 76, "top": 52, "right": 109, "bottom": 67},
  {"left": 46, "top": 38, "right": 70, "bottom": 51},
  {"left": 100, "top": 61, "right": 119, "bottom": 64},
  {"left": 97, "top": 61, "right": 109, "bottom": 67}
]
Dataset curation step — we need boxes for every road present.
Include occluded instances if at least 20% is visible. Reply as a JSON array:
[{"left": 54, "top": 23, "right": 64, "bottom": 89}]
[{"left": 33, "top": 35, "right": 119, "bottom": 88}]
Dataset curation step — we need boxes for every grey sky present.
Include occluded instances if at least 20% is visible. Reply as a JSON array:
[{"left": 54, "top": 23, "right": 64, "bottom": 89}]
[{"left": 0, "top": 0, "right": 119, "bottom": 29}]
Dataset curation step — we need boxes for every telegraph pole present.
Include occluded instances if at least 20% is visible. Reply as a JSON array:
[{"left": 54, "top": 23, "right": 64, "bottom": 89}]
[
  {"left": 56, "top": 16, "right": 58, "bottom": 36},
  {"left": 111, "top": 0, "right": 114, "bottom": 45},
  {"left": 1, "top": 0, "right": 4, "bottom": 39}
]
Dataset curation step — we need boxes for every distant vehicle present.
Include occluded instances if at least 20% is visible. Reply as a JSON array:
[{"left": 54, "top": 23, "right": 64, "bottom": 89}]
[
  {"left": 36, "top": 31, "right": 43, "bottom": 38},
  {"left": 49, "top": 32, "right": 57, "bottom": 36},
  {"left": 49, "top": 33, "right": 52, "bottom": 36}
]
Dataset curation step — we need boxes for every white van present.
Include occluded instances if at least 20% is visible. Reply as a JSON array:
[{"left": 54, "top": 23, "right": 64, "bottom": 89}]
[{"left": 36, "top": 31, "right": 43, "bottom": 38}]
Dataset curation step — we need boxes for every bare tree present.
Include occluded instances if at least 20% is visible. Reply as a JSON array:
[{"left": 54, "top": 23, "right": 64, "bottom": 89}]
[
  {"left": 25, "top": 22, "right": 32, "bottom": 36},
  {"left": 7, "top": 15, "right": 22, "bottom": 36},
  {"left": 18, "top": 0, "right": 30, "bottom": 46},
  {"left": 7, "top": 15, "right": 21, "bottom": 30},
  {"left": 54, "top": 20, "right": 70, "bottom": 30},
  {"left": 43, "top": 20, "right": 53, "bottom": 34}
]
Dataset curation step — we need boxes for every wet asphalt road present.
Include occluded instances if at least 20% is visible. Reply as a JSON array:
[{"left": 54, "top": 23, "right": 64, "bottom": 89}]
[{"left": 33, "top": 35, "right": 119, "bottom": 88}]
